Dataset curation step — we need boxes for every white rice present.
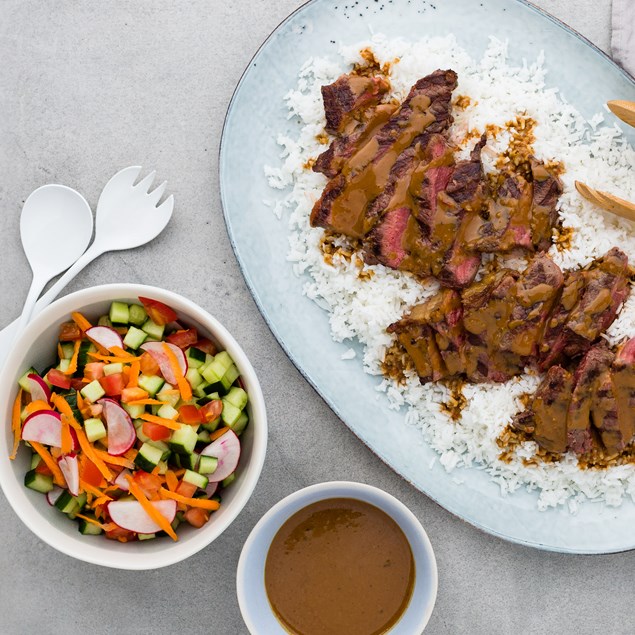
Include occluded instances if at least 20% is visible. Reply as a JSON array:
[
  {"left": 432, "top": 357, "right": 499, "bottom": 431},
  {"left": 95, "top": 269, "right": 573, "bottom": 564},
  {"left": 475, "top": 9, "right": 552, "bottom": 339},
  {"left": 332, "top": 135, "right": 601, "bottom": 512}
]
[{"left": 266, "top": 34, "right": 635, "bottom": 511}]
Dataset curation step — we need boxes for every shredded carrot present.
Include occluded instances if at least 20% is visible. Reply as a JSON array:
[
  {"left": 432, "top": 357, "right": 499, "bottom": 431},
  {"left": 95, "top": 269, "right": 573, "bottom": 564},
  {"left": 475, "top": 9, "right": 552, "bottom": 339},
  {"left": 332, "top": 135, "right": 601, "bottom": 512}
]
[
  {"left": 109, "top": 346, "right": 136, "bottom": 359},
  {"left": 139, "top": 413, "right": 181, "bottom": 431},
  {"left": 151, "top": 465, "right": 162, "bottom": 476},
  {"left": 160, "top": 489, "right": 221, "bottom": 510},
  {"left": 79, "top": 479, "right": 106, "bottom": 498},
  {"left": 60, "top": 416, "right": 72, "bottom": 455},
  {"left": 93, "top": 449, "right": 135, "bottom": 469},
  {"left": 210, "top": 427, "right": 230, "bottom": 441},
  {"left": 71, "top": 311, "right": 92, "bottom": 332},
  {"left": 57, "top": 343, "right": 65, "bottom": 360},
  {"left": 9, "top": 389, "right": 23, "bottom": 460},
  {"left": 74, "top": 427, "right": 113, "bottom": 481},
  {"left": 63, "top": 339, "right": 81, "bottom": 375},
  {"left": 172, "top": 468, "right": 186, "bottom": 477},
  {"left": 165, "top": 470, "right": 179, "bottom": 492},
  {"left": 25, "top": 399, "right": 50, "bottom": 415},
  {"left": 74, "top": 513, "right": 107, "bottom": 530},
  {"left": 87, "top": 352, "right": 137, "bottom": 364},
  {"left": 127, "top": 360, "right": 140, "bottom": 388},
  {"left": 126, "top": 476, "right": 178, "bottom": 541},
  {"left": 30, "top": 442, "right": 65, "bottom": 487},
  {"left": 77, "top": 391, "right": 85, "bottom": 411},
  {"left": 162, "top": 343, "right": 192, "bottom": 401},
  {"left": 126, "top": 398, "right": 167, "bottom": 406},
  {"left": 124, "top": 447, "right": 138, "bottom": 461},
  {"left": 51, "top": 394, "right": 80, "bottom": 429},
  {"left": 92, "top": 494, "right": 113, "bottom": 507}
]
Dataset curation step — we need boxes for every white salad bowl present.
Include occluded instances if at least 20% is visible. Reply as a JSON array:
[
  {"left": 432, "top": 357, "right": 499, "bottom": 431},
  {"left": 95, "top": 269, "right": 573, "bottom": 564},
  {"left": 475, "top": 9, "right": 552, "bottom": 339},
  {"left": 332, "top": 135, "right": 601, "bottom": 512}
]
[
  {"left": 0, "top": 283, "right": 267, "bottom": 569},
  {"left": 236, "top": 481, "right": 438, "bottom": 634}
]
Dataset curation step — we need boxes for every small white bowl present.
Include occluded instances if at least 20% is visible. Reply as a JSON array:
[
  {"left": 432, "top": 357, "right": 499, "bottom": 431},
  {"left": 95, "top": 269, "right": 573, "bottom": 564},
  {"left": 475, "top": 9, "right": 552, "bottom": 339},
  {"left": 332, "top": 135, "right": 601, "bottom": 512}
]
[
  {"left": 237, "top": 481, "right": 438, "bottom": 634},
  {"left": 0, "top": 283, "right": 267, "bottom": 569}
]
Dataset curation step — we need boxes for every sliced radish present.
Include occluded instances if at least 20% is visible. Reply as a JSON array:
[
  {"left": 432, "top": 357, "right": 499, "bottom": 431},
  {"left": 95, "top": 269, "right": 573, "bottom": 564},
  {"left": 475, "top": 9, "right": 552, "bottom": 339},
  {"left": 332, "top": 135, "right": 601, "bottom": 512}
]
[
  {"left": 26, "top": 374, "right": 51, "bottom": 404},
  {"left": 107, "top": 499, "right": 177, "bottom": 534},
  {"left": 200, "top": 430, "right": 241, "bottom": 483},
  {"left": 140, "top": 341, "right": 188, "bottom": 384},
  {"left": 204, "top": 481, "right": 218, "bottom": 498},
  {"left": 22, "top": 410, "right": 62, "bottom": 448},
  {"left": 58, "top": 454, "right": 80, "bottom": 496},
  {"left": 46, "top": 486, "right": 64, "bottom": 506},
  {"left": 114, "top": 468, "right": 131, "bottom": 491},
  {"left": 85, "top": 326, "right": 123, "bottom": 351},
  {"left": 99, "top": 398, "right": 136, "bottom": 456}
]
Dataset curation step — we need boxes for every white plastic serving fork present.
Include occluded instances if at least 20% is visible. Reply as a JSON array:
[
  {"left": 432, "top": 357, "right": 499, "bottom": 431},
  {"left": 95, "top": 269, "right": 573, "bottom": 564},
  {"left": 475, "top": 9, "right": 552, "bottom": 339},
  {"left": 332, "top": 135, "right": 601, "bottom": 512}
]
[{"left": 0, "top": 166, "right": 174, "bottom": 367}]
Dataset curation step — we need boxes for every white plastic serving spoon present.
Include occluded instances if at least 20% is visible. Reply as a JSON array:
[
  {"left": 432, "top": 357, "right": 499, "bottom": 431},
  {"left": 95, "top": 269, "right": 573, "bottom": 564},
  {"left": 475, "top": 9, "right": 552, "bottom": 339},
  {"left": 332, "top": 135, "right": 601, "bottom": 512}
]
[
  {"left": 0, "top": 167, "right": 174, "bottom": 367},
  {"left": 14, "top": 185, "right": 93, "bottom": 337}
]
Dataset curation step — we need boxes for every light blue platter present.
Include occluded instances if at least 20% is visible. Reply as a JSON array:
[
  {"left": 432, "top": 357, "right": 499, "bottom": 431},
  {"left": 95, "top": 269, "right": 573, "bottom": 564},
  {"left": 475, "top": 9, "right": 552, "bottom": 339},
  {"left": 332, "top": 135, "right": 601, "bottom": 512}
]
[{"left": 220, "top": 0, "right": 635, "bottom": 553}]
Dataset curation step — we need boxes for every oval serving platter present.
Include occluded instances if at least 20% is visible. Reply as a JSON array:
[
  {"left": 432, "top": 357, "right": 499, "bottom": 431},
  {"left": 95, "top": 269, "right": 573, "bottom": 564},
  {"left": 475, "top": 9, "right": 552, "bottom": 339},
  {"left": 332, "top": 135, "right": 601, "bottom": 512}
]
[{"left": 219, "top": 0, "right": 635, "bottom": 553}]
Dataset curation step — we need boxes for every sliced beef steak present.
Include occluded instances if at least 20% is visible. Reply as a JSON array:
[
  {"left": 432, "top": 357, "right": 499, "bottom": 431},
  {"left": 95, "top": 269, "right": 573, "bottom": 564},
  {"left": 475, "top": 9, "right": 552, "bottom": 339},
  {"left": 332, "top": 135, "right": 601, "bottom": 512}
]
[
  {"left": 529, "top": 158, "right": 563, "bottom": 251},
  {"left": 389, "top": 323, "right": 448, "bottom": 383},
  {"left": 567, "top": 344, "right": 614, "bottom": 454},
  {"left": 512, "top": 365, "right": 573, "bottom": 453},
  {"left": 310, "top": 69, "right": 458, "bottom": 238},
  {"left": 608, "top": 337, "right": 635, "bottom": 453},
  {"left": 591, "top": 369, "right": 622, "bottom": 454}
]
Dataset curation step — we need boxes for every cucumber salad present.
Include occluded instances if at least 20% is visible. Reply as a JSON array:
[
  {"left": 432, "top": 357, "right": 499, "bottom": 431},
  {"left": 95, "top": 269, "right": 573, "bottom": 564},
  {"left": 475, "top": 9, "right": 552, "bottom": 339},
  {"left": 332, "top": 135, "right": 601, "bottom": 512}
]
[{"left": 9, "top": 297, "right": 249, "bottom": 541}]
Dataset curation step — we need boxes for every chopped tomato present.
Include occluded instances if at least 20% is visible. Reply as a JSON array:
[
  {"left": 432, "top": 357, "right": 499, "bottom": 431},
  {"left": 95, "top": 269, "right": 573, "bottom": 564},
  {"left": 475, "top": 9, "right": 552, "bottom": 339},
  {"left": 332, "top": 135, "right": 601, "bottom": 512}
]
[
  {"left": 35, "top": 461, "right": 53, "bottom": 476},
  {"left": 176, "top": 480, "right": 197, "bottom": 498},
  {"left": 194, "top": 338, "right": 217, "bottom": 355},
  {"left": 121, "top": 387, "right": 149, "bottom": 403},
  {"left": 83, "top": 362, "right": 105, "bottom": 381},
  {"left": 80, "top": 458, "right": 103, "bottom": 488},
  {"left": 46, "top": 369, "right": 71, "bottom": 390},
  {"left": 105, "top": 526, "right": 134, "bottom": 542},
  {"left": 178, "top": 404, "right": 203, "bottom": 425},
  {"left": 70, "top": 378, "right": 86, "bottom": 390},
  {"left": 138, "top": 297, "right": 178, "bottom": 326},
  {"left": 59, "top": 322, "right": 82, "bottom": 341},
  {"left": 184, "top": 507, "right": 210, "bottom": 528},
  {"left": 139, "top": 352, "right": 160, "bottom": 376},
  {"left": 99, "top": 373, "right": 125, "bottom": 397},
  {"left": 166, "top": 328, "right": 198, "bottom": 349},
  {"left": 142, "top": 420, "right": 172, "bottom": 442},
  {"left": 200, "top": 400, "right": 223, "bottom": 423},
  {"left": 133, "top": 470, "right": 163, "bottom": 498}
]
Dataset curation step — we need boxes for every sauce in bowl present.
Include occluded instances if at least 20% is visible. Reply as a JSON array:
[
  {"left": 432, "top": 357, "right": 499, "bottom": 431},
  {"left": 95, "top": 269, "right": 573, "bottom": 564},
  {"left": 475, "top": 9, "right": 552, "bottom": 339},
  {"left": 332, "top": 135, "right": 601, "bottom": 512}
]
[{"left": 264, "top": 497, "right": 415, "bottom": 635}]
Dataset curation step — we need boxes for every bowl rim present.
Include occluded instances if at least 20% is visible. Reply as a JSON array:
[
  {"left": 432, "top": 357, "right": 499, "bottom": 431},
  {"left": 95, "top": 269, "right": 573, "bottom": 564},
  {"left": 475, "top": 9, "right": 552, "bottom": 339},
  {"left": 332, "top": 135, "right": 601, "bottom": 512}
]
[
  {"left": 0, "top": 283, "right": 268, "bottom": 569},
  {"left": 236, "top": 480, "right": 438, "bottom": 634}
]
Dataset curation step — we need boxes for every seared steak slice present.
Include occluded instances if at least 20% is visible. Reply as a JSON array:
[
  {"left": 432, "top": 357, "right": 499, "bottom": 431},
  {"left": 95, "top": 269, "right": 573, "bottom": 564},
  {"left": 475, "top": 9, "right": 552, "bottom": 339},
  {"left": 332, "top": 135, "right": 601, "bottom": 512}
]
[
  {"left": 608, "top": 337, "right": 635, "bottom": 453},
  {"left": 562, "top": 247, "right": 630, "bottom": 358},
  {"left": 389, "top": 323, "right": 448, "bottom": 383},
  {"left": 364, "top": 207, "right": 412, "bottom": 269},
  {"left": 314, "top": 103, "right": 397, "bottom": 178},
  {"left": 462, "top": 172, "right": 533, "bottom": 253},
  {"left": 591, "top": 369, "right": 622, "bottom": 454},
  {"left": 529, "top": 158, "right": 562, "bottom": 251},
  {"left": 321, "top": 74, "right": 391, "bottom": 134},
  {"left": 512, "top": 365, "right": 573, "bottom": 453},
  {"left": 310, "top": 70, "right": 458, "bottom": 238},
  {"left": 499, "top": 254, "right": 563, "bottom": 357},
  {"left": 567, "top": 343, "right": 614, "bottom": 454}
]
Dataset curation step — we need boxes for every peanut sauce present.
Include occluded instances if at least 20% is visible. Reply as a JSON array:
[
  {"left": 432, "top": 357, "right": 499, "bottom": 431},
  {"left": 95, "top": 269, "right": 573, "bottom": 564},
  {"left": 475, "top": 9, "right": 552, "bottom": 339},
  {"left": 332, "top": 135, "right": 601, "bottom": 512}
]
[{"left": 264, "top": 498, "right": 415, "bottom": 635}]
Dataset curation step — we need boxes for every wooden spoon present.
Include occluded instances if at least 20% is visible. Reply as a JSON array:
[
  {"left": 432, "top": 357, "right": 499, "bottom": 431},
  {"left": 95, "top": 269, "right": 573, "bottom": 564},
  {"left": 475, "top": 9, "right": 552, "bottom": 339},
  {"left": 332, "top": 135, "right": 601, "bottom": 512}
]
[
  {"left": 607, "top": 100, "right": 635, "bottom": 128},
  {"left": 575, "top": 181, "right": 635, "bottom": 223}
]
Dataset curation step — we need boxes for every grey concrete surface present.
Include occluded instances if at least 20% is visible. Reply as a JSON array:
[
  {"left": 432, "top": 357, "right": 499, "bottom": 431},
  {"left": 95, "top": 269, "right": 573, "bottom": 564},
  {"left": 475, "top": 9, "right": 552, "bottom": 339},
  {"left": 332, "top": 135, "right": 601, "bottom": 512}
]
[{"left": 0, "top": 1, "right": 627, "bottom": 634}]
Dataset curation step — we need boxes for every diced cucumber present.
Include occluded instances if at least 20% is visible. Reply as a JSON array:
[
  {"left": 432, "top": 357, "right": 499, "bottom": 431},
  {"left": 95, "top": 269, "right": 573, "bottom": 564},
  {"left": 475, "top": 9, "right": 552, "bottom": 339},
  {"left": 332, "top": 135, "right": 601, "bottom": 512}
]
[
  {"left": 141, "top": 318, "right": 165, "bottom": 340},
  {"left": 183, "top": 469, "right": 208, "bottom": 489},
  {"left": 77, "top": 341, "right": 95, "bottom": 371},
  {"left": 138, "top": 374, "right": 165, "bottom": 397},
  {"left": 64, "top": 391, "right": 84, "bottom": 422},
  {"left": 18, "top": 368, "right": 39, "bottom": 392},
  {"left": 135, "top": 442, "right": 164, "bottom": 472},
  {"left": 224, "top": 386, "right": 248, "bottom": 410},
  {"left": 84, "top": 417, "right": 107, "bottom": 442},
  {"left": 201, "top": 419, "right": 221, "bottom": 433},
  {"left": 123, "top": 403, "right": 145, "bottom": 419},
  {"left": 197, "top": 429, "right": 211, "bottom": 444},
  {"left": 214, "top": 351, "right": 234, "bottom": 373},
  {"left": 58, "top": 359, "right": 71, "bottom": 373},
  {"left": 147, "top": 439, "right": 170, "bottom": 457},
  {"left": 128, "top": 303, "right": 147, "bottom": 326},
  {"left": 138, "top": 532, "right": 156, "bottom": 540},
  {"left": 157, "top": 388, "right": 180, "bottom": 408},
  {"left": 55, "top": 491, "right": 81, "bottom": 515},
  {"left": 157, "top": 404, "right": 178, "bottom": 420},
  {"left": 78, "top": 516, "right": 103, "bottom": 535},
  {"left": 176, "top": 452, "right": 199, "bottom": 471},
  {"left": 59, "top": 343, "right": 75, "bottom": 360},
  {"left": 156, "top": 460, "right": 168, "bottom": 476},
  {"left": 109, "top": 301, "right": 129, "bottom": 325},
  {"left": 103, "top": 362, "right": 123, "bottom": 376},
  {"left": 221, "top": 400, "right": 242, "bottom": 427},
  {"left": 123, "top": 325, "right": 148, "bottom": 350},
  {"left": 81, "top": 380, "right": 106, "bottom": 403},
  {"left": 67, "top": 493, "right": 88, "bottom": 519},
  {"left": 134, "top": 419, "right": 151, "bottom": 443},
  {"left": 221, "top": 473, "right": 236, "bottom": 488},
  {"left": 198, "top": 455, "right": 218, "bottom": 475},
  {"left": 201, "top": 359, "right": 224, "bottom": 384},
  {"left": 223, "top": 364, "right": 240, "bottom": 387},
  {"left": 168, "top": 424, "right": 198, "bottom": 455},
  {"left": 30, "top": 453, "right": 42, "bottom": 469},
  {"left": 229, "top": 410, "right": 249, "bottom": 436},
  {"left": 185, "top": 347, "right": 206, "bottom": 369},
  {"left": 194, "top": 381, "right": 211, "bottom": 399},
  {"left": 171, "top": 514, "right": 182, "bottom": 531},
  {"left": 185, "top": 368, "right": 204, "bottom": 389},
  {"left": 97, "top": 315, "right": 112, "bottom": 328},
  {"left": 24, "top": 469, "right": 54, "bottom": 493}
]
